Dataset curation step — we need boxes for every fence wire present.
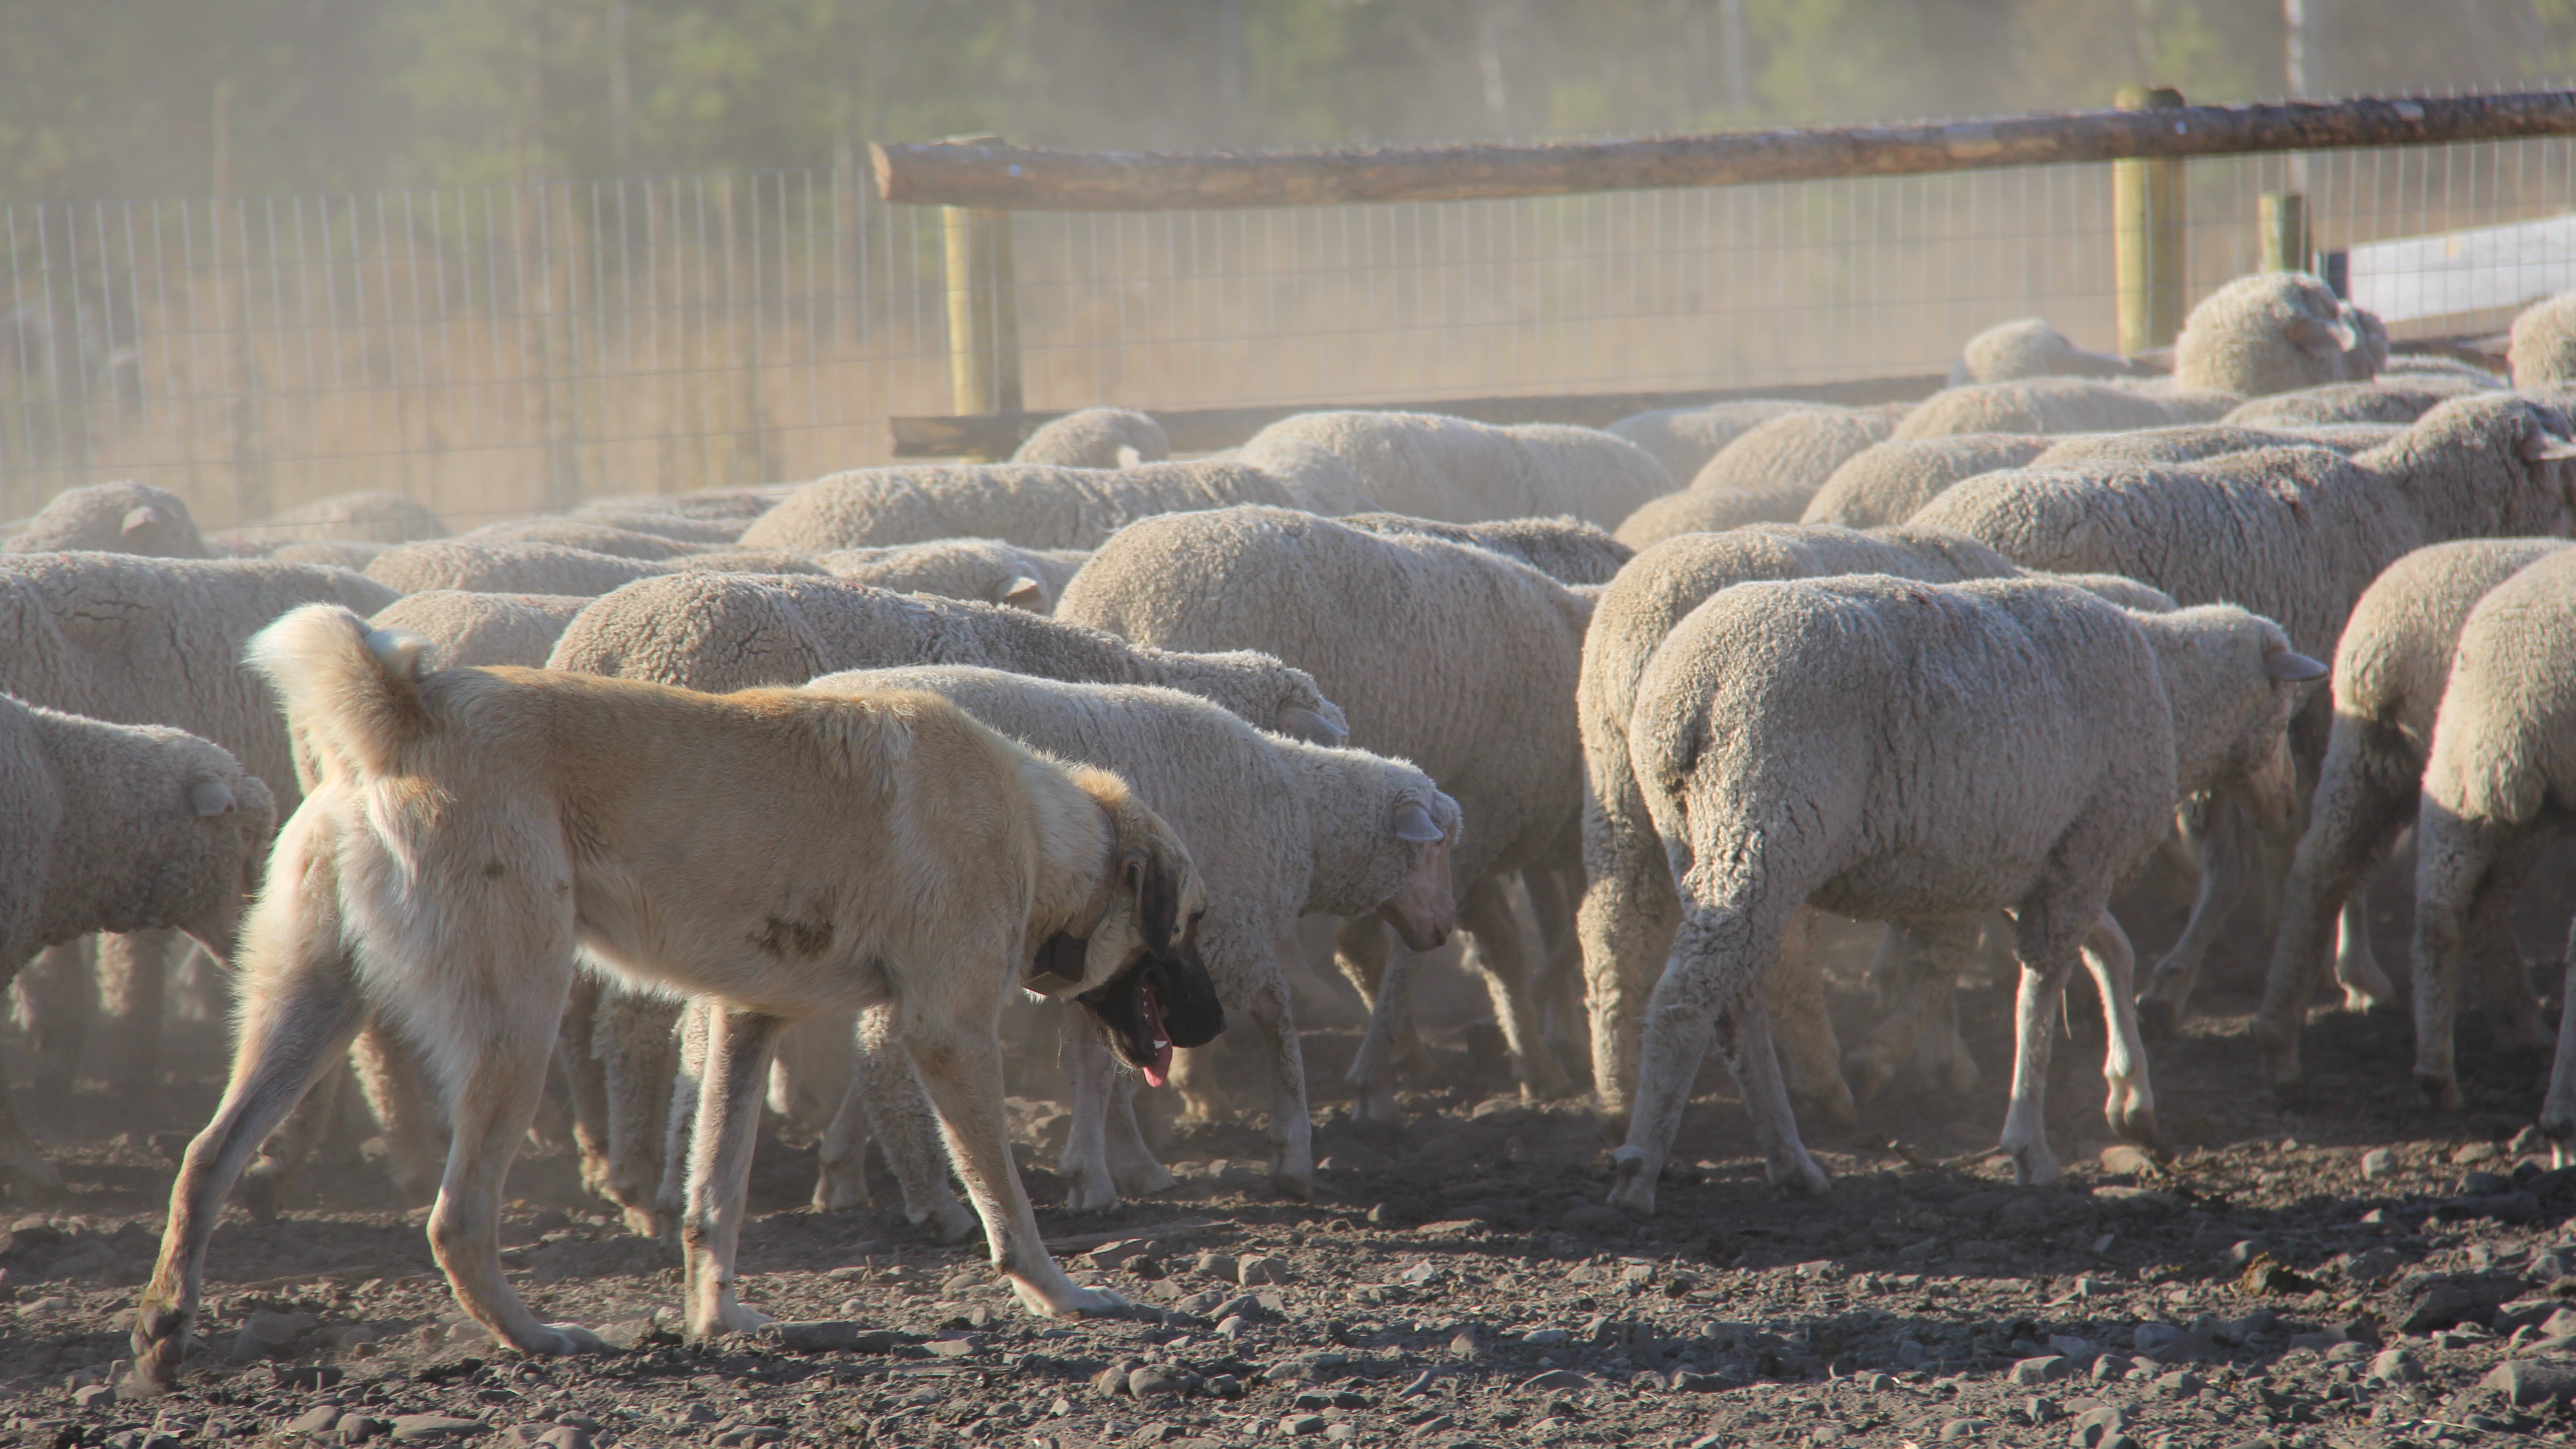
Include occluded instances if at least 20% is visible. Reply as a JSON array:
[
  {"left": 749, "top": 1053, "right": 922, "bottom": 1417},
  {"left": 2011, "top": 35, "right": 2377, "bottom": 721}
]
[{"left": 3, "top": 136, "right": 2572, "bottom": 530}]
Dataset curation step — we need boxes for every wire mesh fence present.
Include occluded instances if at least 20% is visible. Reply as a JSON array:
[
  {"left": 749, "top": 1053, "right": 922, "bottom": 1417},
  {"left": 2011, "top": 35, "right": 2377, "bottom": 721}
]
[{"left": 4, "top": 131, "right": 2573, "bottom": 530}]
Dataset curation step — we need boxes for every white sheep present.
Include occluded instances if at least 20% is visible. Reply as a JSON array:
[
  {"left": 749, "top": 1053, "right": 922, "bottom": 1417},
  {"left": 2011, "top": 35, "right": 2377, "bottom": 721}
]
[
  {"left": 737, "top": 456, "right": 1373, "bottom": 555},
  {"left": 2509, "top": 293, "right": 2576, "bottom": 390},
  {"left": 2412, "top": 549, "right": 2576, "bottom": 1114},
  {"left": 457, "top": 519, "right": 716, "bottom": 560},
  {"left": 1949, "top": 318, "right": 2137, "bottom": 385},
  {"left": 0, "top": 693, "right": 276, "bottom": 1185},
  {"left": 1891, "top": 376, "right": 2234, "bottom": 440},
  {"left": 1611, "top": 408, "right": 1898, "bottom": 549},
  {"left": 6, "top": 481, "right": 209, "bottom": 557},
  {"left": 2222, "top": 383, "right": 2445, "bottom": 428},
  {"left": 816, "top": 538, "right": 1091, "bottom": 612},
  {"left": 2171, "top": 271, "right": 2380, "bottom": 397},
  {"left": 1234, "top": 411, "right": 1672, "bottom": 528},
  {"left": 1057, "top": 505, "right": 1594, "bottom": 1118},
  {"left": 1797, "top": 435, "right": 2051, "bottom": 529},
  {"left": 798, "top": 665, "right": 1461, "bottom": 1208},
  {"left": 1609, "top": 575, "right": 2321, "bottom": 1207},
  {"left": 1010, "top": 407, "right": 1171, "bottom": 468},
  {"left": 369, "top": 591, "right": 592, "bottom": 669},
  {"left": 225, "top": 490, "right": 448, "bottom": 546},
  {"left": 1333, "top": 511, "right": 1632, "bottom": 585},
  {"left": 364, "top": 539, "right": 823, "bottom": 595},
  {"left": 2249, "top": 539, "right": 2570, "bottom": 1088},
  {"left": 1607, "top": 400, "right": 1829, "bottom": 486}
]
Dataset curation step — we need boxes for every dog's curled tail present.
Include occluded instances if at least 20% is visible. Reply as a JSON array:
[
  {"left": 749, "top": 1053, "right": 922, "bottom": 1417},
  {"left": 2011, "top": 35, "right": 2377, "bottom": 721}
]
[{"left": 246, "top": 603, "right": 433, "bottom": 779}]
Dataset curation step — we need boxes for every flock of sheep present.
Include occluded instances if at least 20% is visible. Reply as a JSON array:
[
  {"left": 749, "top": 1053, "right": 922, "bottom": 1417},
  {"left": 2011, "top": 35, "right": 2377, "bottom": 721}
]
[{"left": 13, "top": 268, "right": 2576, "bottom": 1347}]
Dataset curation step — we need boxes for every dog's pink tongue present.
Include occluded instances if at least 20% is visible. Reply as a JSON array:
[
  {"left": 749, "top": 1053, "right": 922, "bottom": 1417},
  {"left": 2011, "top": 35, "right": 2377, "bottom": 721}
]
[{"left": 1140, "top": 982, "right": 1172, "bottom": 1088}]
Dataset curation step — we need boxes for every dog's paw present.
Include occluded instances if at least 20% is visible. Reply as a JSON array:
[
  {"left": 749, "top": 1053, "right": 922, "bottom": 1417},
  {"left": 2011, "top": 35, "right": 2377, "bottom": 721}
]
[
  {"left": 713, "top": 1302, "right": 774, "bottom": 1335},
  {"left": 535, "top": 1322, "right": 609, "bottom": 1355}
]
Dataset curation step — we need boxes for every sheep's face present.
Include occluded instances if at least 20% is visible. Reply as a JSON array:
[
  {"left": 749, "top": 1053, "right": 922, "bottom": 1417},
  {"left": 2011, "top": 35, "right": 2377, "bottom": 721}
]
[
  {"left": 2223, "top": 642, "right": 2328, "bottom": 831},
  {"left": 1376, "top": 790, "right": 1462, "bottom": 951},
  {"left": 175, "top": 770, "right": 280, "bottom": 963}
]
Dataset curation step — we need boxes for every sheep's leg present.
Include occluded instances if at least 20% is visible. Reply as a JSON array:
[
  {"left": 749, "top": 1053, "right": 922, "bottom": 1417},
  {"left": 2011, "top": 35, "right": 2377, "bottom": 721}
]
[
  {"left": 1909, "top": 975, "right": 1982, "bottom": 1097},
  {"left": 348, "top": 1020, "right": 449, "bottom": 1204},
  {"left": 1761, "top": 907, "right": 1854, "bottom": 1126},
  {"left": 594, "top": 985, "right": 681, "bottom": 1238},
  {"left": 0, "top": 955, "right": 63, "bottom": 1188},
  {"left": 1102, "top": 1067, "right": 1175, "bottom": 1200},
  {"left": 1165, "top": 1030, "right": 1231, "bottom": 1124},
  {"left": 1245, "top": 966, "right": 1314, "bottom": 1199},
  {"left": 1335, "top": 915, "right": 1410, "bottom": 1127},
  {"left": 1522, "top": 861, "right": 1592, "bottom": 1074},
  {"left": 1578, "top": 792, "right": 1686, "bottom": 1125},
  {"left": 846, "top": 1004, "right": 972, "bottom": 1240},
  {"left": 1998, "top": 892, "right": 2112, "bottom": 1187},
  {"left": 2539, "top": 923, "right": 2576, "bottom": 1167},
  {"left": 1843, "top": 919, "right": 1978, "bottom": 1107},
  {"left": 655, "top": 1001, "right": 710, "bottom": 1238},
  {"left": 2254, "top": 725, "right": 2417, "bottom": 1083},
  {"left": 2137, "top": 804, "right": 2244, "bottom": 1035},
  {"left": 2409, "top": 808, "right": 2509, "bottom": 1112},
  {"left": 96, "top": 928, "right": 178, "bottom": 1108},
  {"left": 131, "top": 906, "right": 369, "bottom": 1395},
  {"left": 1458, "top": 875, "right": 1573, "bottom": 1101},
  {"left": 559, "top": 974, "right": 612, "bottom": 1203},
  {"left": 2468, "top": 833, "right": 2551, "bottom": 1052},
  {"left": 1060, "top": 1027, "right": 1123, "bottom": 1212},
  {"left": 2334, "top": 892, "right": 2395, "bottom": 1011},
  {"left": 17, "top": 937, "right": 93, "bottom": 1117},
  {"left": 679, "top": 1005, "right": 785, "bottom": 1339},
  {"left": 2078, "top": 911, "right": 2162, "bottom": 1153}
]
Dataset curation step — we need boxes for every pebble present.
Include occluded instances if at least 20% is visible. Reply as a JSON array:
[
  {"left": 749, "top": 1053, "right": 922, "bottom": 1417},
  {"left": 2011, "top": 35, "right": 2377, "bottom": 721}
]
[
  {"left": 1279, "top": 1414, "right": 1325, "bottom": 1436},
  {"left": 2068, "top": 1405, "right": 2127, "bottom": 1448},
  {"left": 2361, "top": 1148, "right": 2396, "bottom": 1179},
  {"left": 2452, "top": 1140, "right": 2501, "bottom": 1165},
  {"left": 1938, "top": 1419, "right": 1988, "bottom": 1442},
  {"left": 72, "top": 1383, "right": 116, "bottom": 1409},
  {"left": 388, "top": 1415, "right": 490, "bottom": 1442},
  {"left": 2097, "top": 1144, "right": 2156, "bottom": 1177},
  {"left": 1237, "top": 1255, "right": 1290, "bottom": 1287},
  {"left": 2010, "top": 1355, "right": 2071, "bottom": 1385}
]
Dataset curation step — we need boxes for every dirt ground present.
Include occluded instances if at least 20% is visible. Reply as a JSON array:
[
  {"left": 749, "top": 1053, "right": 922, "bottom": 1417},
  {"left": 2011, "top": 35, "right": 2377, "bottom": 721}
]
[{"left": 9, "top": 857, "right": 2576, "bottom": 1449}]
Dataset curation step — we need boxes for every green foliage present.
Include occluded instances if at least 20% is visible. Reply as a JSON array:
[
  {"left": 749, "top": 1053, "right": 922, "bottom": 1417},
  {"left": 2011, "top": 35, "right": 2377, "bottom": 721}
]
[{"left": 0, "top": 0, "right": 2564, "bottom": 200}]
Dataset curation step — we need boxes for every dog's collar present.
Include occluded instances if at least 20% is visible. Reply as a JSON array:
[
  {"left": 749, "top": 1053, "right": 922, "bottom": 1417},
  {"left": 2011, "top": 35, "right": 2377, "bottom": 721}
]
[{"left": 1026, "top": 836, "right": 1123, "bottom": 997}]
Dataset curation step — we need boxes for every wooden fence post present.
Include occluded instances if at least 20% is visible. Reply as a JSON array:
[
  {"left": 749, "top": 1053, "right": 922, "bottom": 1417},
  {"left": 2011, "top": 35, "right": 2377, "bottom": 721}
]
[
  {"left": 939, "top": 136, "right": 1023, "bottom": 458},
  {"left": 2114, "top": 86, "right": 2188, "bottom": 356},
  {"left": 2259, "top": 191, "right": 2308, "bottom": 273}
]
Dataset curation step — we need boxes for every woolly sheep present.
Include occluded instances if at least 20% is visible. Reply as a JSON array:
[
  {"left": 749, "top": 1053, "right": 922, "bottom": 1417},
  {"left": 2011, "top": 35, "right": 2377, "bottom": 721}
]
[
  {"left": 459, "top": 519, "right": 715, "bottom": 560},
  {"left": 1234, "top": 411, "right": 1672, "bottom": 528},
  {"left": 800, "top": 665, "right": 1460, "bottom": 1206},
  {"left": 737, "top": 456, "right": 1373, "bottom": 555},
  {"left": 1057, "top": 505, "right": 1596, "bottom": 1116},
  {"left": 1334, "top": 511, "right": 1632, "bottom": 585},
  {"left": 6, "top": 481, "right": 208, "bottom": 557},
  {"left": 554, "top": 509, "right": 747, "bottom": 545},
  {"left": 2172, "top": 272, "right": 2379, "bottom": 397},
  {"left": 2411, "top": 550, "right": 2576, "bottom": 1114},
  {"left": 369, "top": 591, "right": 591, "bottom": 669},
  {"left": 1607, "top": 575, "right": 2322, "bottom": 1206},
  {"left": 572, "top": 486, "right": 790, "bottom": 530},
  {"left": 1798, "top": 435, "right": 2051, "bottom": 529},
  {"left": 2029, "top": 422, "right": 2391, "bottom": 470},
  {"left": 1607, "top": 399, "right": 1823, "bottom": 484},
  {"left": 227, "top": 490, "right": 447, "bottom": 546},
  {"left": 1009, "top": 407, "right": 1171, "bottom": 468},
  {"left": 364, "top": 540, "right": 822, "bottom": 596},
  {"left": 2374, "top": 354, "right": 2501, "bottom": 394},
  {"left": 1612, "top": 407, "right": 1903, "bottom": 548},
  {"left": 1949, "top": 317, "right": 2136, "bottom": 386},
  {"left": 0, "top": 694, "right": 276, "bottom": 1186},
  {"left": 2252, "top": 540, "right": 2571, "bottom": 1097},
  {"left": 1892, "top": 376, "right": 2234, "bottom": 441},
  {"left": 2222, "top": 383, "right": 2446, "bottom": 428},
  {"left": 816, "top": 538, "right": 1091, "bottom": 612},
  {"left": 2511, "top": 293, "right": 2576, "bottom": 390},
  {"left": 270, "top": 540, "right": 392, "bottom": 570}
]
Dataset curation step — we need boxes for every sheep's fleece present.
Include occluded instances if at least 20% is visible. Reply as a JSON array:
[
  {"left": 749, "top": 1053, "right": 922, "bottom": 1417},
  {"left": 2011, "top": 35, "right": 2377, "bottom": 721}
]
[
  {"left": 1010, "top": 407, "right": 1172, "bottom": 468},
  {"left": 1607, "top": 399, "right": 1824, "bottom": 484},
  {"left": 1333, "top": 511, "right": 1631, "bottom": 585},
  {"left": 1236, "top": 410, "right": 1671, "bottom": 528},
  {"left": 369, "top": 591, "right": 591, "bottom": 669},
  {"left": 6, "top": 481, "right": 209, "bottom": 558},
  {"left": 816, "top": 538, "right": 1090, "bottom": 612}
]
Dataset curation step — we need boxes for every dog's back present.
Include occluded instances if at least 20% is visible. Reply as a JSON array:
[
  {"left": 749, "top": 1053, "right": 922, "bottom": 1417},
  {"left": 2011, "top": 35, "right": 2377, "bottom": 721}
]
[{"left": 249, "top": 604, "right": 1056, "bottom": 1017}]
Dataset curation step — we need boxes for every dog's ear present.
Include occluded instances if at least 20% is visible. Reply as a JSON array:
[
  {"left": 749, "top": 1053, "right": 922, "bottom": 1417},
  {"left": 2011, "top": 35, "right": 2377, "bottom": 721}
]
[{"left": 1124, "top": 846, "right": 1183, "bottom": 954}]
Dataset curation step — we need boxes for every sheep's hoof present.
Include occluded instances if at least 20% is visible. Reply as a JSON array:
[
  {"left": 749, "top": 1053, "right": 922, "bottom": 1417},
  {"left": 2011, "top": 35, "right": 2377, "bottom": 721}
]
[
  {"left": 1840, "top": 1049, "right": 1896, "bottom": 1110},
  {"left": 2249, "top": 1015, "right": 2303, "bottom": 1090},
  {"left": 2006, "top": 1143, "right": 2061, "bottom": 1188},
  {"left": 2338, "top": 983, "right": 2390, "bottom": 1014},
  {"left": 1270, "top": 1166, "right": 1314, "bottom": 1202},
  {"left": 1770, "top": 1152, "right": 1831, "bottom": 1198},
  {"left": 237, "top": 1161, "right": 289, "bottom": 1223},
  {"left": 2414, "top": 1070, "right": 2465, "bottom": 1114}
]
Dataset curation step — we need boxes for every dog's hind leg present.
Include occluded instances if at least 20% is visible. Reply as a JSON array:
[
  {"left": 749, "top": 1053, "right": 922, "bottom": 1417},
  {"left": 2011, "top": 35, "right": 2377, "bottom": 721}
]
[
  {"left": 838, "top": 1004, "right": 971, "bottom": 1240},
  {"left": 901, "top": 995, "right": 1125, "bottom": 1318},
  {"left": 132, "top": 895, "right": 367, "bottom": 1393},
  {"left": 680, "top": 1005, "right": 787, "bottom": 1339}
]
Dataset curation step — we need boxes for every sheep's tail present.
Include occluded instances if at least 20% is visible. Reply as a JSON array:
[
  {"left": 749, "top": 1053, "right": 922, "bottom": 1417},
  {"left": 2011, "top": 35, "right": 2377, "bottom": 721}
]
[{"left": 245, "top": 603, "right": 433, "bottom": 779}]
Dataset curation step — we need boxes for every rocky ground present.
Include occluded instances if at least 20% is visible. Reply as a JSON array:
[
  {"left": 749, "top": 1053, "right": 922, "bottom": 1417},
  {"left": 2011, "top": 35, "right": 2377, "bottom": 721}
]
[{"left": 9, "top": 879, "right": 2576, "bottom": 1449}]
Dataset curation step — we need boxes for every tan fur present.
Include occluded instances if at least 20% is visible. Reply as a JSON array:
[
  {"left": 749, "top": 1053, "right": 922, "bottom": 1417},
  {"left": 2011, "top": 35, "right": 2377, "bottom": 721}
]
[{"left": 134, "top": 604, "right": 1204, "bottom": 1392}]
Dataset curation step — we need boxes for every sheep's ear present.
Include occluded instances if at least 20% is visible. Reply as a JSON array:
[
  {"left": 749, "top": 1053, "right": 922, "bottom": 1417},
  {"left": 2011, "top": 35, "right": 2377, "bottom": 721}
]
[
  {"left": 1388, "top": 800, "right": 1444, "bottom": 842},
  {"left": 2264, "top": 650, "right": 2329, "bottom": 683},
  {"left": 2465, "top": 332, "right": 2513, "bottom": 360},
  {"left": 1275, "top": 705, "right": 1347, "bottom": 748},
  {"left": 2287, "top": 314, "right": 2356, "bottom": 358},
  {"left": 190, "top": 779, "right": 237, "bottom": 816},
  {"left": 2126, "top": 344, "right": 2174, "bottom": 373},
  {"left": 122, "top": 505, "right": 162, "bottom": 536},
  {"left": 1114, "top": 445, "right": 1144, "bottom": 468},
  {"left": 2518, "top": 430, "right": 2576, "bottom": 463},
  {"left": 999, "top": 575, "right": 1047, "bottom": 611}
]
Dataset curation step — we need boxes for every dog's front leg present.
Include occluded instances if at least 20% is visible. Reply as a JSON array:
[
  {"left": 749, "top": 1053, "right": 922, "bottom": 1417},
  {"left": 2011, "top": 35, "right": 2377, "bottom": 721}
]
[
  {"left": 681, "top": 1005, "right": 787, "bottom": 1339},
  {"left": 133, "top": 910, "right": 369, "bottom": 1394},
  {"left": 904, "top": 1012, "right": 1126, "bottom": 1317}
]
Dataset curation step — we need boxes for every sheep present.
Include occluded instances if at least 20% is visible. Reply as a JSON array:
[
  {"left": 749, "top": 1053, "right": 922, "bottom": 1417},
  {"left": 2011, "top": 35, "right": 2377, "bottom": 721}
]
[
  {"left": 1608, "top": 400, "right": 1824, "bottom": 484},
  {"left": 458, "top": 519, "right": 715, "bottom": 560},
  {"left": 1949, "top": 318, "right": 2137, "bottom": 385},
  {"left": 2411, "top": 548, "right": 2576, "bottom": 1115},
  {"left": 797, "top": 665, "right": 1461, "bottom": 1207},
  {"left": 2029, "top": 422, "right": 2393, "bottom": 469},
  {"left": 737, "top": 455, "right": 1374, "bottom": 555},
  {"left": 6, "top": 481, "right": 209, "bottom": 558},
  {"left": 2374, "top": 355, "right": 2501, "bottom": 394},
  {"left": 368, "top": 591, "right": 592, "bottom": 669},
  {"left": 1615, "top": 405, "right": 1907, "bottom": 548},
  {"left": 2252, "top": 539, "right": 2572, "bottom": 1093},
  {"left": 270, "top": 540, "right": 392, "bottom": 570},
  {"left": 2172, "top": 271, "right": 2380, "bottom": 397},
  {"left": 226, "top": 490, "right": 447, "bottom": 546},
  {"left": 1607, "top": 575, "right": 2322, "bottom": 1207},
  {"left": 1057, "top": 505, "right": 1595, "bottom": 1119},
  {"left": 815, "top": 539, "right": 1092, "bottom": 612},
  {"left": 574, "top": 485, "right": 792, "bottom": 530},
  {"left": 554, "top": 509, "right": 748, "bottom": 545},
  {"left": 1891, "top": 376, "right": 2235, "bottom": 440},
  {"left": 2222, "top": 384, "right": 2447, "bottom": 428},
  {"left": 1334, "top": 512, "right": 1632, "bottom": 585},
  {"left": 1010, "top": 407, "right": 1171, "bottom": 468},
  {"left": 545, "top": 569, "right": 1353, "bottom": 1229},
  {"left": 1233, "top": 411, "right": 1673, "bottom": 528},
  {"left": 0, "top": 692, "right": 277, "bottom": 1185},
  {"left": 364, "top": 540, "right": 823, "bottom": 596},
  {"left": 1798, "top": 435, "right": 2051, "bottom": 529},
  {"left": 2511, "top": 292, "right": 2576, "bottom": 390}
]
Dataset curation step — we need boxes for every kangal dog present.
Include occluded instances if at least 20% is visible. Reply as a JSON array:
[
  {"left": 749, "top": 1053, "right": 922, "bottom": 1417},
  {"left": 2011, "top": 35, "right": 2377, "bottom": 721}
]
[{"left": 134, "top": 604, "right": 1221, "bottom": 1391}]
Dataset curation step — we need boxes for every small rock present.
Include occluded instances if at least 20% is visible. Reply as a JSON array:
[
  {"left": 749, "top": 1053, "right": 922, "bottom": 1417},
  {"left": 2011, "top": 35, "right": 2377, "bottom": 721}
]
[
  {"left": 2098, "top": 1145, "right": 2157, "bottom": 1177},
  {"left": 1523, "top": 1328, "right": 1570, "bottom": 1347},
  {"left": 2068, "top": 1405, "right": 2127, "bottom": 1448},
  {"left": 2047, "top": 1334, "right": 2093, "bottom": 1359},
  {"left": 1195, "top": 1253, "right": 1238, "bottom": 1281},
  {"left": 73, "top": 1384, "right": 116, "bottom": 1409},
  {"left": 1280, "top": 1414, "right": 1326, "bottom": 1437},
  {"left": 1896, "top": 1339, "right": 1929, "bottom": 1368},
  {"left": 1940, "top": 1420, "right": 1989, "bottom": 1443},
  {"left": 230, "top": 1309, "right": 321, "bottom": 1363},
  {"left": 388, "top": 1416, "right": 490, "bottom": 1443},
  {"left": 1095, "top": 1362, "right": 1139, "bottom": 1398},
  {"left": 2483, "top": 1358, "right": 2576, "bottom": 1406},
  {"left": 2011, "top": 1356, "right": 2071, "bottom": 1385},
  {"left": 1398, "top": 1260, "right": 1441, "bottom": 1285},
  {"left": 2361, "top": 1148, "right": 2397, "bottom": 1180},
  {"left": 534, "top": 1429, "right": 587, "bottom": 1449},
  {"left": 2514, "top": 1125, "right": 2548, "bottom": 1156},
  {"left": 2399, "top": 1275, "right": 2507, "bottom": 1333},
  {"left": 2133, "top": 1323, "right": 2181, "bottom": 1355},
  {"left": 2462, "top": 1169, "right": 2509, "bottom": 1195},
  {"left": 1204, "top": 1375, "right": 1243, "bottom": 1399},
  {"left": 287, "top": 1406, "right": 346, "bottom": 1434},
  {"left": 339, "top": 1415, "right": 389, "bottom": 1444},
  {"left": 1448, "top": 1327, "right": 1488, "bottom": 1360},
  {"left": 1237, "top": 1255, "right": 1290, "bottom": 1287},
  {"left": 1128, "top": 1366, "right": 1191, "bottom": 1399},
  {"left": 2150, "top": 1369, "right": 2203, "bottom": 1396},
  {"left": 1519, "top": 1368, "right": 1594, "bottom": 1392},
  {"left": 2025, "top": 1396, "right": 2061, "bottom": 1424},
  {"left": 2089, "top": 1355, "right": 2132, "bottom": 1383},
  {"left": 2366, "top": 1348, "right": 2423, "bottom": 1385},
  {"left": 1215, "top": 1314, "right": 1248, "bottom": 1339},
  {"left": 2454, "top": 1141, "right": 2502, "bottom": 1165}
]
